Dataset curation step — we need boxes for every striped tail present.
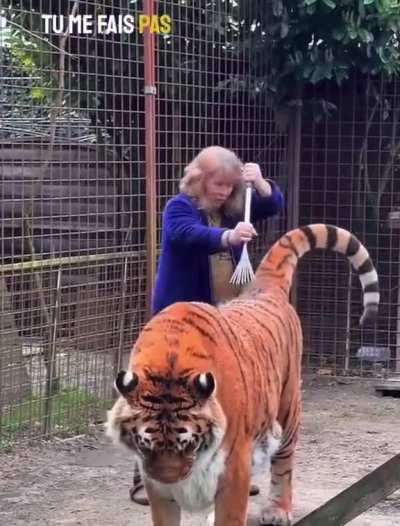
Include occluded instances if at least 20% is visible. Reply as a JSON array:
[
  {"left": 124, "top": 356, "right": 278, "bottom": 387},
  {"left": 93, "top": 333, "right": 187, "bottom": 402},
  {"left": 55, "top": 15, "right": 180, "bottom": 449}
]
[{"left": 254, "top": 224, "right": 379, "bottom": 326}]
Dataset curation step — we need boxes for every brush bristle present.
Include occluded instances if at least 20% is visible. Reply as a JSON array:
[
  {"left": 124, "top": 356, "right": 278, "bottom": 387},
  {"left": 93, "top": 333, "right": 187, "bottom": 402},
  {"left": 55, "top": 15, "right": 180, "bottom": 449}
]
[{"left": 230, "top": 246, "right": 255, "bottom": 285}]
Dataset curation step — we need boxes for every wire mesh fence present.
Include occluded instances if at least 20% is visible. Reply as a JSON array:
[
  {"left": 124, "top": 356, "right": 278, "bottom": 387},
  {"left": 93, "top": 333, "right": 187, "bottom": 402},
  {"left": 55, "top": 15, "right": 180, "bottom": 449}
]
[
  {"left": 1, "top": 0, "right": 150, "bottom": 446},
  {"left": 0, "top": 1, "right": 399, "bottom": 447},
  {"left": 298, "top": 75, "right": 400, "bottom": 377},
  {"left": 0, "top": 1, "right": 287, "bottom": 446}
]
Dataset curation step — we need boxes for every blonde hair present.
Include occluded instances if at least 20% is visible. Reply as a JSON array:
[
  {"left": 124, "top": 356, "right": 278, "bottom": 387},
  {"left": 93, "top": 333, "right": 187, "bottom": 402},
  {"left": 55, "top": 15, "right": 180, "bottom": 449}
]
[{"left": 179, "top": 146, "right": 245, "bottom": 217}]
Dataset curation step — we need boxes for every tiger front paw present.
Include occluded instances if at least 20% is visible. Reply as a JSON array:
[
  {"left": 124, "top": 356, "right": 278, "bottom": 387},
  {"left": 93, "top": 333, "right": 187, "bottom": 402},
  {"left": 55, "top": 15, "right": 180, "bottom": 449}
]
[
  {"left": 206, "top": 510, "right": 215, "bottom": 526},
  {"left": 259, "top": 503, "right": 292, "bottom": 526}
]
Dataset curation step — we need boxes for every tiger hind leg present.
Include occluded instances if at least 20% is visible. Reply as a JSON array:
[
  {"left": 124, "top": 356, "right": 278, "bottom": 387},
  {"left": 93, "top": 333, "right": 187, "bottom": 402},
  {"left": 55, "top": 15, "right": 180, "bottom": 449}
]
[
  {"left": 206, "top": 510, "right": 214, "bottom": 526},
  {"left": 259, "top": 430, "right": 297, "bottom": 526}
]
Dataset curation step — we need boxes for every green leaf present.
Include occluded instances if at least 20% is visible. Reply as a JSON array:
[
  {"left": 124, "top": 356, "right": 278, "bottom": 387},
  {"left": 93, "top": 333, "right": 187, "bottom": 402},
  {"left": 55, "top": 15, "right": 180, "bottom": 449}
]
[
  {"left": 377, "top": 46, "right": 391, "bottom": 64},
  {"left": 321, "top": 0, "right": 337, "bottom": 8},
  {"left": 280, "top": 22, "right": 289, "bottom": 38},
  {"left": 389, "top": 21, "right": 400, "bottom": 32},
  {"left": 358, "top": 28, "right": 374, "bottom": 43},
  {"left": 325, "top": 48, "right": 334, "bottom": 62},
  {"left": 310, "top": 64, "right": 330, "bottom": 83},
  {"left": 363, "top": 0, "right": 375, "bottom": 4},
  {"left": 348, "top": 26, "right": 358, "bottom": 39},
  {"left": 272, "top": 0, "right": 284, "bottom": 17},
  {"left": 302, "top": 63, "right": 314, "bottom": 78},
  {"left": 295, "top": 50, "right": 303, "bottom": 64},
  {"left": 332, "top": 27, "right": 345, "bottom": 40},
  {"left": 333, "top": 66, "right": 349, "bottom": 84},
  {"left": 31, "top": 87, "right": 45, "bottom": 101},
  {"left": 22, "top": 56, "right": 34, "bottom": 69}
]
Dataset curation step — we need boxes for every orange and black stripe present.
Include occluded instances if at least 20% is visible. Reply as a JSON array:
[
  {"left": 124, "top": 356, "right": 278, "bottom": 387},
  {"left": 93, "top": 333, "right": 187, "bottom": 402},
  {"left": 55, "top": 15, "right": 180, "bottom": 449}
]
[{"left": 254, "top": 224, "right": 379, "bottom": 325}]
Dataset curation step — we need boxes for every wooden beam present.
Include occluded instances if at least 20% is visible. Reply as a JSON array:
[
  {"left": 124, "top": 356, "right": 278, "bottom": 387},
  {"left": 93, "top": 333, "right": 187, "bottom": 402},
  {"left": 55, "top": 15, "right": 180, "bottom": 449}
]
[
  {"left": 294, "top": 454, "right": 400, "bottom": 526},
  {"left": 375, "top": 378, "right": 400, "bottom": 396}
]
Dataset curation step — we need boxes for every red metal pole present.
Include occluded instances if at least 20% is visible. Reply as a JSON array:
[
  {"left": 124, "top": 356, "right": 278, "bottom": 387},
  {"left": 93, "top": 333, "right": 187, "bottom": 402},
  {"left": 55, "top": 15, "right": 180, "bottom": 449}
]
[{"left": 143, "top": 0, "right": 157, "bottom": 320}]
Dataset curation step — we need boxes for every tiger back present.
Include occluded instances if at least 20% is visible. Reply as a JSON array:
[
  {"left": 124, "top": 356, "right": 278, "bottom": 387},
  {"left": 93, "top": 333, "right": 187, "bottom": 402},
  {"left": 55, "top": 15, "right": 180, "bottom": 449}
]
[{"left": 106, "top": 224, "right": 379, "bottom": 526}]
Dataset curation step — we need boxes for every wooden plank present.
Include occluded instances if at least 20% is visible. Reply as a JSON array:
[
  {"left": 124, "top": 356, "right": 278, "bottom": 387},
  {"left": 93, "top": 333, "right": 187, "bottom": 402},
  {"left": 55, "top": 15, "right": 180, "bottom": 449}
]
[
  {"left": 376, "top": 385, "right": 400, "bottom": 392},
  {"left": 1, "top": 199, "right": 118, "bottom": 218},
  {"left": 0, "top": 143, "right": 116, "bottom": 162},
  {"left": 375, "top": 378, "right": 400, "bottom": 395},
  {"left": 294, "top": 454, "right": 400, "bottom": 526},
  {"left": 0, "top": 164, "right": 115, "bottom": 181},
  {"left": 0, "top": 180, "right": 114, "bottom": 197}
]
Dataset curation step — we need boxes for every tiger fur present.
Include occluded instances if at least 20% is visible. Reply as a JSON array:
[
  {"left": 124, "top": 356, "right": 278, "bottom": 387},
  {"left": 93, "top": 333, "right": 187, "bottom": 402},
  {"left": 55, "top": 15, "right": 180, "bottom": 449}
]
[{"left": 106, "top": 224, "right": 379, "bottom": 526}]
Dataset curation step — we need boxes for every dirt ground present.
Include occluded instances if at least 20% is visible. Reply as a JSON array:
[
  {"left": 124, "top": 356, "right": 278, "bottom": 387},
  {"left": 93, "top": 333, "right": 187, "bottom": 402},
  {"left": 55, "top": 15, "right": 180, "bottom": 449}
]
[{"left": 1, "top": 375, "right": 399, "bottom": 526}]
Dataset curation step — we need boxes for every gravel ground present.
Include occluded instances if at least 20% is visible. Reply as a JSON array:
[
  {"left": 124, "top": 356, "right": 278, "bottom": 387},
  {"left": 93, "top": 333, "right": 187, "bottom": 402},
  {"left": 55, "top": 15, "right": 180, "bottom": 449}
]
[{"left": 1, "top": 375, "right": 399, "bottom": 526}]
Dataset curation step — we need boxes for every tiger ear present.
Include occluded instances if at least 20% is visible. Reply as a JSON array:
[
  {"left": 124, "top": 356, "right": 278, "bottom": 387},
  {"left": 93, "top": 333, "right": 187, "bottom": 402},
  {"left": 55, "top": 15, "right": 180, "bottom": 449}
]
[
  {"left": 115, "top": 370, "right": 139, "bottom": 397},
  {"left": 192, "top": 372, "right": 215, "bottom": 400}
]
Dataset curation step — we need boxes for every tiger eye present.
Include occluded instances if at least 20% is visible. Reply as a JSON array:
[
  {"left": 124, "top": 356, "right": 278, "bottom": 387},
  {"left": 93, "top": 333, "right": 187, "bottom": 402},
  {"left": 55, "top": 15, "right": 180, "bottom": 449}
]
[
  {"left": 175, "top": 427, "right": 188, "bottom": 434},
  {"left": 144, "top": 427, "right": 158, "bottom": 433}
]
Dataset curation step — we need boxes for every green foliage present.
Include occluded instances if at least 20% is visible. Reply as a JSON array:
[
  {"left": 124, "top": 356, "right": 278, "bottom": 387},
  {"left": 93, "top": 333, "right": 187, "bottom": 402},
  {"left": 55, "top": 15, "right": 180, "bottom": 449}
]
[
  {"left": 1, "top": 20, "right": 56, "bottom": 101},
  {"left": 0, "top": 388, "right": 109, "bottom": 447},
  {"left": 3, "top": 0, "right": 399, "bottom": 128},
  {"left": 0, "top": 22, "right": 58, "bottom": 138},
  {"left": 239, "top": 0, "right": 400, "bottom": 106}
]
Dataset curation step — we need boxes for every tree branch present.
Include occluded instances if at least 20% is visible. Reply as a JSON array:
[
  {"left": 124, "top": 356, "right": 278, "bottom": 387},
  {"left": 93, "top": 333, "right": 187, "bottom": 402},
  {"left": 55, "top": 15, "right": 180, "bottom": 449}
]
[
  {"left": 5, "top": 18, "right": 77, "bottom": 58},
  {"left": 376, "top": 107, "right": 400, "bottom": 210}
]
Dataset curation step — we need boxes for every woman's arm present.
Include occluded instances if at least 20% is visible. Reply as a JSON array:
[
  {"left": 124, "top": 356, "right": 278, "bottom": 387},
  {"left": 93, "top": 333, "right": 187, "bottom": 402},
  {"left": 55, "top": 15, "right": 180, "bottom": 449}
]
[
  {"left": 242, "top": 163, "right": 284, "bottom": 222},
  {"left": 250, "top": 180, "right": 285, "bottom": 222},
  {"left": 164, "top": 197, "right": 227, "bottom": 252}
]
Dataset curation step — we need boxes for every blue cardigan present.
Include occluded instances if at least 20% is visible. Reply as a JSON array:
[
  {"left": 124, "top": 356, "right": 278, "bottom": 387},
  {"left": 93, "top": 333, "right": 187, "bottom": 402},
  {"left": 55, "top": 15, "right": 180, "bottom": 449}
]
[{"left": 152, "top": 182, "right": 284, "bottom": 314}]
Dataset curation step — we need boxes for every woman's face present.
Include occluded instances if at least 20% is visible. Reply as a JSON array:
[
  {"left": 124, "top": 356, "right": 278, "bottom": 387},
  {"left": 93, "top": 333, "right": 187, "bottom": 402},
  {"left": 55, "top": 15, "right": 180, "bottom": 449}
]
[{"left": 203, "top": 171, "right": 235, "bottom": 210}]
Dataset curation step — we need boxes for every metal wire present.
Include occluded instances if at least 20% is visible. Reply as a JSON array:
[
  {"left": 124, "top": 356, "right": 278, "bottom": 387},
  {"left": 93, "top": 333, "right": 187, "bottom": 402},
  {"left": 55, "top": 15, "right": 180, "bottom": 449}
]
[
  {"left": 298, "top": 74, "right": 400, "bottom": 377},
  {"left": 1, "top": 1, "right": 397, "bottom": 448},
  {"left": 0, "top": 0, "right": 147, "bottom": 445},
  {"left": 0, "top": 0, "right": 286, "bottom": 446}
]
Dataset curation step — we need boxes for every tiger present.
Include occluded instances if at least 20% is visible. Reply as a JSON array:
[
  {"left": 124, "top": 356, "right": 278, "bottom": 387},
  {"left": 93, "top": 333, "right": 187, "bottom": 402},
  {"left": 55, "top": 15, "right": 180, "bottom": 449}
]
[{"left": 106, "top": 224, "right": 379, "bottom": 526}]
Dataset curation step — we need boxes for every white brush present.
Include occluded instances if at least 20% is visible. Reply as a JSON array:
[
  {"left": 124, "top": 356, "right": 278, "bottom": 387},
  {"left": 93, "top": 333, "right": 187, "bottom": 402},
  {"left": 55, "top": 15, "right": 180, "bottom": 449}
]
[{"left": 230, "top": 182, "right": 255, "bottom": 286}]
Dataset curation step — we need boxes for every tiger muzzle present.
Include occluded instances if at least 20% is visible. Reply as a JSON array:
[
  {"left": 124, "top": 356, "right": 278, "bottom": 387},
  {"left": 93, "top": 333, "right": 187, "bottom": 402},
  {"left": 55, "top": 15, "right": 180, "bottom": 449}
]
[{"left": 144, "top": 452, "right": 193, "bottom": 483}]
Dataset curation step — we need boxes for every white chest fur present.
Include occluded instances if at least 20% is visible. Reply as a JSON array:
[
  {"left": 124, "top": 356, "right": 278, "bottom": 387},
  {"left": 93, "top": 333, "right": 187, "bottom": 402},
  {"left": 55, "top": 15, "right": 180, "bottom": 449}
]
[
  {"left": 252, "top": 420, "right": 282, "bottom": 476},
  {"left": 148, "top": 444, "right": 227, "bottom": 512},
  {"left": 146, "top": 422, "right": 282, "bottom": 513},
  {"left": 252, "top": 435, "right": 281, "bottom": 475}
]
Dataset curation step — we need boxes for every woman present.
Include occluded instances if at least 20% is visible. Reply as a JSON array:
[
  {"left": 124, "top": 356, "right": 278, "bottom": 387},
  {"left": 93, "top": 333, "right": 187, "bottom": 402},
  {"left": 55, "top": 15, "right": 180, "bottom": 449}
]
[
  {"left": 130, "top": 146, "right": 284, "bottom": 505},
  {"left": 152, "top": 145, "right": 284, "bottom": 314}
]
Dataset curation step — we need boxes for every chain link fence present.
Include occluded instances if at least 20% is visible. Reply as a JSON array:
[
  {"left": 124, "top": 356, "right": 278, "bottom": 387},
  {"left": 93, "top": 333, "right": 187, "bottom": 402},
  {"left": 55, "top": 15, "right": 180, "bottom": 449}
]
[
  {"left": 0, "top": 0, "right": 287, "bottom": 446},
  {"left": 0, "top": 1, "right": 398, "bottom": 447},
  {"left": 297, "top": 75, "right": 400, "bottom": 378}
]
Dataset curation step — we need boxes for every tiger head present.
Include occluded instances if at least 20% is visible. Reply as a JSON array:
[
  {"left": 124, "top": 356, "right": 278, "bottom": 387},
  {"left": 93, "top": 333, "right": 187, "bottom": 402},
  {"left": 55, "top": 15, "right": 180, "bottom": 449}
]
[{"left": 106, "top": 308, "right": 227, "bottom": 484}]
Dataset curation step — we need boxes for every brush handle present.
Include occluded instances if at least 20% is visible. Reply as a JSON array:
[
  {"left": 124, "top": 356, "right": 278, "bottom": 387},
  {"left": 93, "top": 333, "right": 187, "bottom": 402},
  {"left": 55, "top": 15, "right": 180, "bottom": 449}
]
[{"left": 244, "top": 183, "right": 252, "bottom": 224}]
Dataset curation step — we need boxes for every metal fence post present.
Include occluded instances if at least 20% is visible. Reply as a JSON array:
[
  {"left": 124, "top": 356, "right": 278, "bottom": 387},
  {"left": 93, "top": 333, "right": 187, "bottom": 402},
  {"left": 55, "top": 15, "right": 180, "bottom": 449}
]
[
  {"left": 286, "top": 88, "right": 302, "bottom": 309},
  {"left": 144, "top": 0, "right": 157, "bottom": 320}
]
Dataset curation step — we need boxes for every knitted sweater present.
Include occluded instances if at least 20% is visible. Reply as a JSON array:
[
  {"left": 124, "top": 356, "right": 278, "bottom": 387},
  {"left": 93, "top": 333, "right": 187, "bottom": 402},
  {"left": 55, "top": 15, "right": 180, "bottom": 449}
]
[{"left": 151, "top": 182, "right": 284, "bottom": 314}]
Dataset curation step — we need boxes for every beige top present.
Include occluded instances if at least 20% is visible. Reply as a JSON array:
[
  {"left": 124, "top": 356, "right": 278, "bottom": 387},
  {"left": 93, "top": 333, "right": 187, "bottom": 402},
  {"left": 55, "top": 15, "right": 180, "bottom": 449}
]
[{"left": 207, "top": 211, "right": 242, "bottom": 304}]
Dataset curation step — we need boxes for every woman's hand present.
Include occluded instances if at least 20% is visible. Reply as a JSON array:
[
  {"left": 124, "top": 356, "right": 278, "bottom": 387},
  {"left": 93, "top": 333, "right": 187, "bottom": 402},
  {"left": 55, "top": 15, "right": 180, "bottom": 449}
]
[
  {"left": 228, "top": 221, "right": 257, "bottom": 245},
  {"left": 243, "top": 163, "right": 272, "bottom": 197}
]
